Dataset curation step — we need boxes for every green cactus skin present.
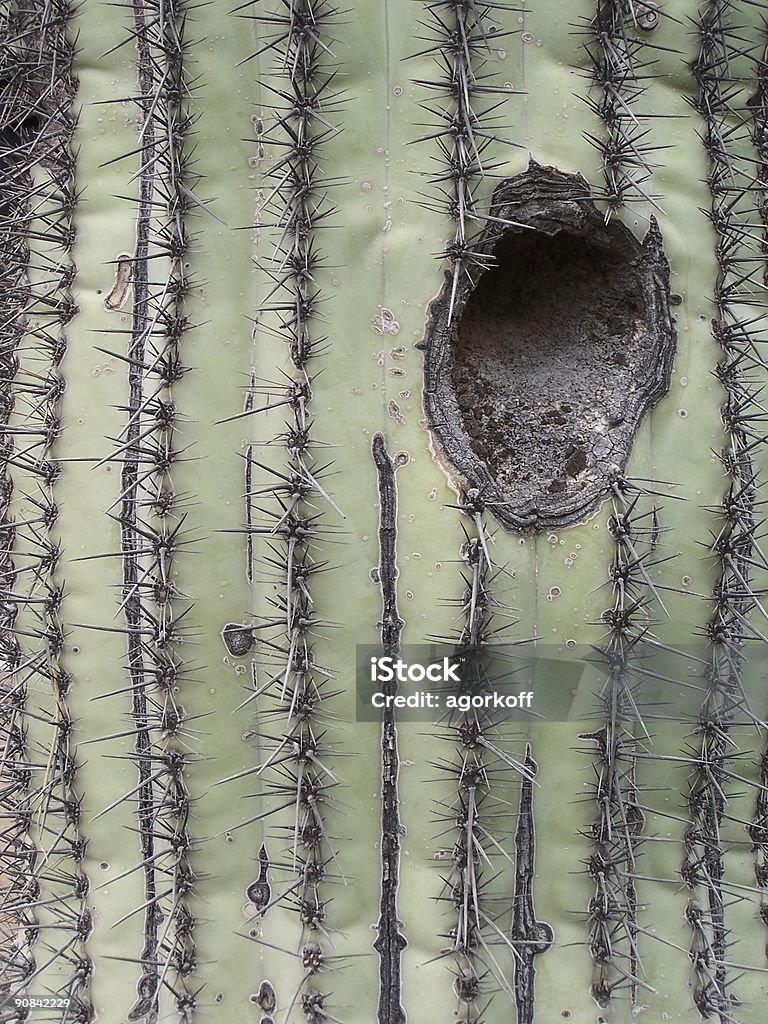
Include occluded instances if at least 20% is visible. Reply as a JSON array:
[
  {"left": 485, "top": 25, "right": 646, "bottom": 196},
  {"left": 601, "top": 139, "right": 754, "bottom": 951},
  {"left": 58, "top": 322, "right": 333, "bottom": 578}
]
[{"left": 3, "top": 0, "right": 768, "bottom": 1023}]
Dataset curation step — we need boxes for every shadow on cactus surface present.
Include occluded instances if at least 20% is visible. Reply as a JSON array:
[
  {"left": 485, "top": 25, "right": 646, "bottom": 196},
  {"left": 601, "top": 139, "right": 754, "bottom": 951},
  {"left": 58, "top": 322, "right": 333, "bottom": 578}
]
[{"left": 1, "top": 0, "right": 768, "bottom": 1023}]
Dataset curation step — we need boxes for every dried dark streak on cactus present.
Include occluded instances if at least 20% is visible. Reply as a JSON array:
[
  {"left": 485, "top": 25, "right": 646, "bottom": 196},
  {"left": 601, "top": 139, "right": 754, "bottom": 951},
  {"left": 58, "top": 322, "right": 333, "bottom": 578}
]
[
  {"left": 234, "top": 3, "right": 344, "bottom": 1020},
  {"left": 581, "top": 0, "right": 666, "bottom": 217},
  {"left": 0, "top": 0, "right": 86, "bottom": 1010},
  {"left": 423, "top": 165, "right": 676, "bottom": 531},
  {"left": 687, "top": 4, "right": 766, "bottom": 1018},
  {"left": 510, "top": 746, "right": 552, "bottom": 1024},
  {"left": 121, "top": 5, "right": 159, "bottom": 1015},
  {"left": 104, "top": 1, "right": 200, "bottom": 1017},
  {"left": 371, "top": 432, "right": 406, "bottom": 1024}
]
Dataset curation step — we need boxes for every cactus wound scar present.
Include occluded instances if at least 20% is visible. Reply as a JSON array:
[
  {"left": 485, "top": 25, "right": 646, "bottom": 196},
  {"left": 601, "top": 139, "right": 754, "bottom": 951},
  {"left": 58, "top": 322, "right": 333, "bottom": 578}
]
[
  {"left": 103, "top": 252, "right": 134, "bottom": 311},
  {"left": 422, "top": 164, "right": 677, "bottom": 532}
]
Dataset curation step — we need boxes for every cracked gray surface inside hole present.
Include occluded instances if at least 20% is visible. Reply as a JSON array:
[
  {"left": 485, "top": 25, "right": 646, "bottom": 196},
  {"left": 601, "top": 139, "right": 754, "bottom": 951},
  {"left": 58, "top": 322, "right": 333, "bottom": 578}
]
[{"left": 453, "top": 226, "right": 644, "bottom": 499}]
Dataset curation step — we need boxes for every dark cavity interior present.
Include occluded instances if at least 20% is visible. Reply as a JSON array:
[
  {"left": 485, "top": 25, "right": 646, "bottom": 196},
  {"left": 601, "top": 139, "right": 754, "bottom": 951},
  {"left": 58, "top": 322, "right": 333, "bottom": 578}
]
[{"left": 452, "top": 226, "right": 645, "bottom": 498}]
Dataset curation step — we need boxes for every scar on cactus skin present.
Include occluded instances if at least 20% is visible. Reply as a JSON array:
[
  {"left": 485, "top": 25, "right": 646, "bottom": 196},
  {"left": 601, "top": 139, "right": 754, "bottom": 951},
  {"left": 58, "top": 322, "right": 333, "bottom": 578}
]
[
  {"left": 371, "top": 432, "right": 407, "bottom": 1024},
  {"left": 511, "top": 746, "right": 554, "bottom": 1024},
  {"left": 420, "top": 162, "right": 677, "bottom": 533},
  {"left": 103, "top": 252, "right": 134, "bottom": 311}
]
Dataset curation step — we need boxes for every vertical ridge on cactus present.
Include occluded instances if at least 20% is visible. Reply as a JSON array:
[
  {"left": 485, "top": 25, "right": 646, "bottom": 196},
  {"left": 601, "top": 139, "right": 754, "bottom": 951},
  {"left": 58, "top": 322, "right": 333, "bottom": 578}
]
[
  {"left": 122, "top": 1, "right": 202, "bottom": 1016},
  {"left": 580, "top": 0, "right": 667, "bottom": 216},
  {"left": 683, "top": 5, "right": 767, "bottom": 1018},
  {"left": 580, "top": 478, "right": 668, "bottom": 1013},
  {"left": 408, "top": 7, "right": 553, "bottom": 1021},
  {"left": 0, "top": 0, "right": 87, "bottom": 1013},
  {"left": 224, "top": 4, "right": 352, "bottom": 1024},
  {"left": 748, "top": 24, "right": 768, "bottom": 955}
]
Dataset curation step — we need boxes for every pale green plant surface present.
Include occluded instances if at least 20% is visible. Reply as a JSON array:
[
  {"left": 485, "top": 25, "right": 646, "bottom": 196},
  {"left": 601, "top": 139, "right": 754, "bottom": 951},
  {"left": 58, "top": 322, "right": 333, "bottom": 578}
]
[{"left": 3, "top": 0, "right": 768, "bottom": 1023}]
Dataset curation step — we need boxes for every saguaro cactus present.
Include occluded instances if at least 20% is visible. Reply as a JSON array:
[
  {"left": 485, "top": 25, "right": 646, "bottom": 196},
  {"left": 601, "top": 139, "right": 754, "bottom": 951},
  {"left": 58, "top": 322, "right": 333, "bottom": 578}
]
[{"left": 3, "top": 0, "right": 768, "bottom": 1022}]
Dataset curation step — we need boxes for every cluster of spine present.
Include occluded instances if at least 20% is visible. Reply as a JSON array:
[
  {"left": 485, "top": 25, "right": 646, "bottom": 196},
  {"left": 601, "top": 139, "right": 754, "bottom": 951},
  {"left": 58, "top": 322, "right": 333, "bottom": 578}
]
[
  {"left": 412, "top": 4, "right": 546, "bottom": 1018},
  {"left": 431, "top": 488, "right": 543, "bottom": 1022},
  {"left": 688, "top": 3, "right": 767, "bottom": 1017},
  {"left": 100, "top": 2, "right": 200, "bottom": 1018},
  {"left": 237, "top": 3, "right": 343, "bottom": 1021},
  {"left": 0, "top": 2, "right": 90, "bottom": 1017},
  {"left": 412, "top": 0, "right": 518, "bottom": 323},
  {"left": 748, "top": 26, "right": 768, "bottom": 958},
  {"left": 580, "top": 477, "right": 670, "bottom": 1011},
  {"left": 580, "top": 0, "right": 663, "bottom": 216}
]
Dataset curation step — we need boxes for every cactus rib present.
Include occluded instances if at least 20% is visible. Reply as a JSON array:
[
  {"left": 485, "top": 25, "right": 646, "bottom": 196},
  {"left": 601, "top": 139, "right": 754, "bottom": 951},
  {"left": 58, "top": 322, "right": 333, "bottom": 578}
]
[
  {"left": 106, "top": 1, "right": 202, "bottom": 1016},
  {"left": 410, "top": 4, "right": 540, "bottom": 1017},
  {"left": 225, "top": 3, "right": 346, "bottom": 1021},
  {"left": 579, "top": 478, "right": 674, "bottom": 1010},
  {"left": 686, "top": 3, "right": 765, "bottom": 1017},
  {"left": 0, "top": 0, "right": 86, "bottom": 1012},
  {"left": 581, "top": 0, "right": 665, "bottom": 215},
  {"left": 426, "top": 486, "right": 530, "bottom": 1018},
  {"left": 411, "top": 0, "right": 521, "bottom": 325},
  {"left": 748, "top": 32, "right": 768, "bottom": 953}
]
